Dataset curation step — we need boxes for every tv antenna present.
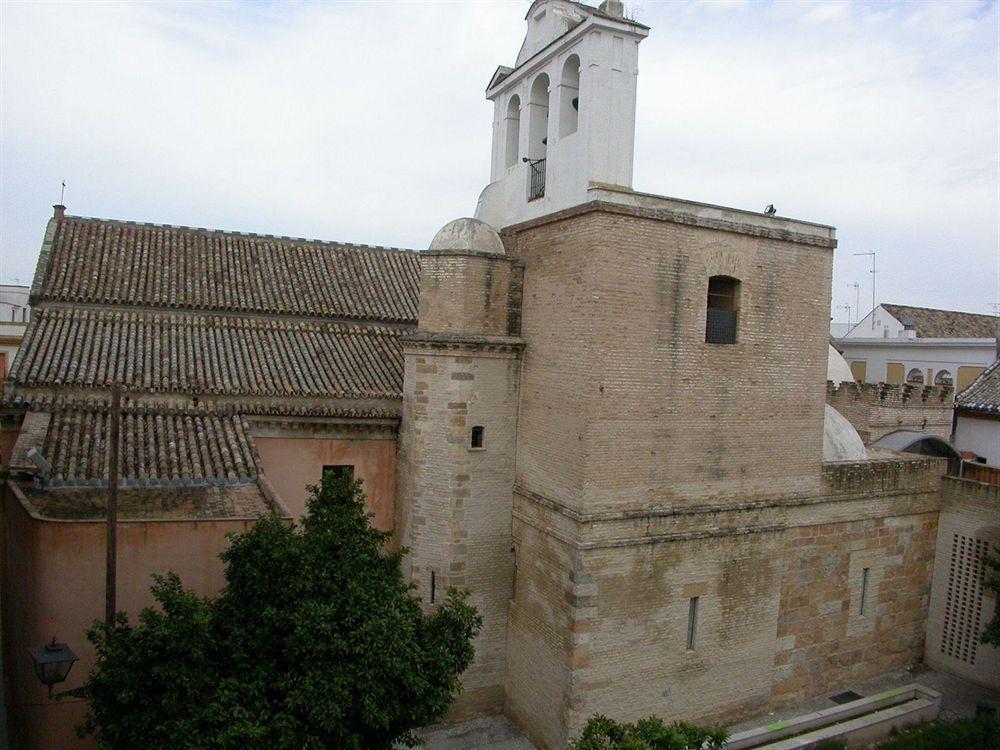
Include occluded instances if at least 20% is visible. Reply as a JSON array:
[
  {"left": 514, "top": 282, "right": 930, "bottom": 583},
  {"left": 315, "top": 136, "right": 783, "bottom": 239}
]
[
  {"left": 59, "top": 180, "right": 66, "bottom": 204},
  {"left": 853, "top": 251, "right": 877, "bottom": 329}
]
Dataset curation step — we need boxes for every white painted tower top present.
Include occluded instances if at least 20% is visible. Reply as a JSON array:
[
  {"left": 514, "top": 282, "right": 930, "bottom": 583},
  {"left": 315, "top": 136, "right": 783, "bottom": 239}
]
[{"left": 474, "top": 0, "right": 649, "bottom": 230}]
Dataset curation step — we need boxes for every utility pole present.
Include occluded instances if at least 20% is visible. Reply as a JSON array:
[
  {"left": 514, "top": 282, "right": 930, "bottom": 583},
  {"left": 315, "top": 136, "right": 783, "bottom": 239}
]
[
  {"left": 106, "top": 384, "right": 120, "bottom": 626},
  {"left": 853, "top": 252, "right": 877, "bottom": 330}
]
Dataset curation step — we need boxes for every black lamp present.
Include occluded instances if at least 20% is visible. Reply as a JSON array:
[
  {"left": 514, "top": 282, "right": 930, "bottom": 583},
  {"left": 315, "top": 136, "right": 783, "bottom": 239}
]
[{"left": 28, "top": 638, "right": 78, "bottom": 697}]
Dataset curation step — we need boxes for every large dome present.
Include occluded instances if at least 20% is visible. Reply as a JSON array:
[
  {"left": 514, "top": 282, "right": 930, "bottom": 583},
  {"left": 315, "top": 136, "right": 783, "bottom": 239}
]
[
  {"left": 428, "top": 217, "right": 505, "bottom": 257},
  {"left": 823, "top": 404, "right": 867, "bottom": 461}
]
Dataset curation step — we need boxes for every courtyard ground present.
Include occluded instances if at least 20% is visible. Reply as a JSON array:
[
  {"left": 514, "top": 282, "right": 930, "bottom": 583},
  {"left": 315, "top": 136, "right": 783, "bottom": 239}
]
[
  {"left": 419, "top": 666, "right": 998, "bottom": 749},
  {"left": 729, "top": 665, "right": 999, "bottom": 735}
]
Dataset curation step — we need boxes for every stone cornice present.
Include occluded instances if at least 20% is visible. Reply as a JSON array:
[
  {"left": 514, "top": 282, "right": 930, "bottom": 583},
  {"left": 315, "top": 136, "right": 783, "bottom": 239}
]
[
  {"left": 501, "top": 197, "right": 838, "bottom": 250},
  {"left": 403, "top": 331, "right": 525, "bottom": 355}
]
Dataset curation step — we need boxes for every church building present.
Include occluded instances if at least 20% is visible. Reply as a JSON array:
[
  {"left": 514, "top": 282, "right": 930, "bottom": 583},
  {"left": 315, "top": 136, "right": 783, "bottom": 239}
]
[{"left": 3, "top": 2, "right": 991, "bottom": 749}]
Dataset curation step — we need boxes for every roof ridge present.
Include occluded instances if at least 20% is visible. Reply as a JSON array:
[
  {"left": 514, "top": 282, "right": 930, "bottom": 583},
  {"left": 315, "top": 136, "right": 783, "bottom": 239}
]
[
  {"left": 883, "top": 302, "right": 998, "bottom": 318},
  {"left": 60, "top": 213, "right": 420, "bottom": 255}
]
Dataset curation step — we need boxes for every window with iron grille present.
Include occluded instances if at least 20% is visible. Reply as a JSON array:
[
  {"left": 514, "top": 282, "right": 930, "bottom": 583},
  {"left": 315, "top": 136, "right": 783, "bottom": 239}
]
[{"left": 705, "top": 276, "right": 739, "bottom": 344}]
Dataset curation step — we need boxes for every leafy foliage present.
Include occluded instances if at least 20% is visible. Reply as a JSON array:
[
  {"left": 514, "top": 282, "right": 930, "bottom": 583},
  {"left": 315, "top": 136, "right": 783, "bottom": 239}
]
[
  {"left": 81, "top": 475, "right": 482, "bottom": 750},
  {"left": 872, "top": 711, "right": 999, "bottom": 750},
  {"left": 982, "top": 554, "right": 1000, "bottom": 648},
  {"left": 569, "top": 715, "right": 727, "bottom": 750}
]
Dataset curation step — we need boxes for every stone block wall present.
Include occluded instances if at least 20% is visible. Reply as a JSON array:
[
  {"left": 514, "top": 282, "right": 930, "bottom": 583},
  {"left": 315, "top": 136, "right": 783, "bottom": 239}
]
[
  {"left": 396, "top": 341, "right": 522, "bottom": 718},
  {"left": 505, "top": 461, "right": 942, "bottom": 749}
]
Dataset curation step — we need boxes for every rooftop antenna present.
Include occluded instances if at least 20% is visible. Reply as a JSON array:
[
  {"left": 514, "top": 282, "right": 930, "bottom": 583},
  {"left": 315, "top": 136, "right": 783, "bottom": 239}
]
[
  {"left": 851, "top": 282, "right": 860, "bottom": 326},
  {"left": 853, "top": 251, "right": 877, "bottom": 330},
  {"left": 60, "top": 180, "right": 66, "bottom": 204}
]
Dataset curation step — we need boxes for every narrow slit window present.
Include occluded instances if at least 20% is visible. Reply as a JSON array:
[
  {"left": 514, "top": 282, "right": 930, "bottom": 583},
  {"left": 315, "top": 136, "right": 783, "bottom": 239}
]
[
  {"left": 686, "top": 597, "right": 699, "bottom": 650},
  {"left": 430, "top": 571, "right": 436, "bottom": 604},
  {"left": 471, "top": 425, "right": 485, "bottom": 449},
  {"left": 860, "top": 568, "right": 870, "bottom": 616},
  {"left": 705, "top": 276, "right": 740, "bottom": 344}
]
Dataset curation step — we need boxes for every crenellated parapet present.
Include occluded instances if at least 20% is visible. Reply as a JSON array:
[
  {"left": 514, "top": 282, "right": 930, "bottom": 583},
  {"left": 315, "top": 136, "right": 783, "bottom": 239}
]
[
  {"left": 826, "top": 380, "right": 953, "bottom": 406},
  {"left": 826, "top": 381, "right": 954, "bottom": 443}
]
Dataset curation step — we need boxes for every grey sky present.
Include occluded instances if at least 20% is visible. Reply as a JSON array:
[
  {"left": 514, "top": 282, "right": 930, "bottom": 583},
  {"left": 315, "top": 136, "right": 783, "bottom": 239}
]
[{"left": 2, "top": 0, "right": 997, "bottom": 324}]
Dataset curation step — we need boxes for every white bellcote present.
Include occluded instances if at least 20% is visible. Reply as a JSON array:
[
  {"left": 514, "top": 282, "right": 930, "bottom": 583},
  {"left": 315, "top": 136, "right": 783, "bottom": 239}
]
[{"left": 475, "top": 0, "right": 649, "bottom": 230}]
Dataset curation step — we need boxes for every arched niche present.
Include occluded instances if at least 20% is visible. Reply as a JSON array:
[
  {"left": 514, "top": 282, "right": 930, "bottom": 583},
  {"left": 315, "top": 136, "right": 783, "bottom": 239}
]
[
  {"left": 559, "top": 54, "right": 580, "bottom": 137},
  {"left": 504, "top": 95, "right": 521, "bottom": 169},
  {"left": 528, "top": 73, "right": 550, "bottom": 160}
]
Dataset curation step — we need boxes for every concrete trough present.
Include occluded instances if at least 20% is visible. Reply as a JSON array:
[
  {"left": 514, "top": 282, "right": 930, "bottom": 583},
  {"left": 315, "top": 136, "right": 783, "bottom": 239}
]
[{"left": 726, "top": 684, "right": 941, "bottom": 749}]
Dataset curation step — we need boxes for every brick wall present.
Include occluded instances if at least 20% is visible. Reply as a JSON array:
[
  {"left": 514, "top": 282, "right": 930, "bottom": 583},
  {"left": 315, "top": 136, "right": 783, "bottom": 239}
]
[
  {"left": 508, "top": 206, "right": 834, "bottom": 515},
  {"left": 826, "top": 381, "right": 954, "bottom": 443},
  {"left": 497, "top": 202, "right": 946, "bottom": 747}
]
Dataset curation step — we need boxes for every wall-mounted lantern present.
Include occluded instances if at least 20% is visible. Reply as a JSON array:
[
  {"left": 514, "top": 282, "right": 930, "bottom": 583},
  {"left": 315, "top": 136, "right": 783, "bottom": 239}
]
[{"left": 28, "top": 638, "right": 78, "bottom": 697}]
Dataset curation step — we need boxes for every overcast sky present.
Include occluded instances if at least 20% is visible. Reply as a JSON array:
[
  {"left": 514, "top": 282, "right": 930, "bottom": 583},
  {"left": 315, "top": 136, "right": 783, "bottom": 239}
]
[{"left": 2, "top": 0, "right": 997, "bottom": 325}]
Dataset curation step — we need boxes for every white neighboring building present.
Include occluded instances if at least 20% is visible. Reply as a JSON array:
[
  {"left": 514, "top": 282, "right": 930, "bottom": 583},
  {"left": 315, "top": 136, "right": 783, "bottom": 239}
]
[
  {"left": 953, "top": 359, "right": 1000, "bottom": 467},
  {"left": 837, "top": 303, "right": 998, "bottom": 394},
  {"left": 0, "top": 285, "right": 30, "bottom": 383},
  {"left": 474, "top": 0, "right": 649, "bottom": 230}
]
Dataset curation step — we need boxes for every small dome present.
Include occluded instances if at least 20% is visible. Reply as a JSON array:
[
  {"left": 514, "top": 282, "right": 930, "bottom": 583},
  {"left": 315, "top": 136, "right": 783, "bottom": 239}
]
[
  {"left": 827, "top": 345, "right": 855, "bottom": 384},
  {"left": 823, "top": 404, "right": 867, "bottom": 461},
  {"left": 429, "top": 218, "right": 505, "bottom": 257}
]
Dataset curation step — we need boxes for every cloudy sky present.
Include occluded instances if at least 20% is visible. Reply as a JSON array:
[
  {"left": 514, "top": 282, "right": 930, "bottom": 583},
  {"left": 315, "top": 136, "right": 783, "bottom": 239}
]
[{"left": 2, "top": 0, "right": 997, "bottom": 326}]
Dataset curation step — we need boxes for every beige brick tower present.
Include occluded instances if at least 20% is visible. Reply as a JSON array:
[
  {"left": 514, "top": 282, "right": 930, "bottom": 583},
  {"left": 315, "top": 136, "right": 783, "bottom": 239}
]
[{"left": 396, "top": 218, "right": 523, "bottom": 716}]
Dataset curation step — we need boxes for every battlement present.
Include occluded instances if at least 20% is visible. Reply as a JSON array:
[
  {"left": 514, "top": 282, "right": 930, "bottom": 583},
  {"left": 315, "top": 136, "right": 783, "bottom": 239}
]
[
  {"left": 826, "top": 380, "right": 954, "bottom": 407},
  {"left": 826, "top": 380, "right": 954, "bottom": 443},
  {"left": 822, "top": 456, "right": 945, "bottom": 496}
]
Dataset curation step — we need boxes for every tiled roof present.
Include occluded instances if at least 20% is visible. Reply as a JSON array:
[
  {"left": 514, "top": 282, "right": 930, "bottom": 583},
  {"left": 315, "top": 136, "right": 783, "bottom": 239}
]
[
  {"left": 9, "top": 308, "right": 404, "bottom": 399},
  {"left": 882, "top": 304, "right": 999, "bottom": 339},
  {"left": 955, "top": 359, "right": 1000, "bottom": 414},
  {"left": 20, "top": 484, "right": 278, "bottom": 520},
  {"left": 38, "top": 407, "right": 260, "bottom": 486},
  {"left": 38, "top": 216, "right": 419, "bottom": 323}
]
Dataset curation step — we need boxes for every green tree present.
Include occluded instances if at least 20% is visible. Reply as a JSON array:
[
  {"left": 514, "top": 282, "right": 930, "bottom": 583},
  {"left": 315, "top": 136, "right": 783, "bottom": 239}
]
[
  {"left": 569, "top": 715, "right": 728, "bottom": 750},
  {"left": 81, "top": 475, "right": 482, "bottom": 750},
  {"left": 983, "top": 554, "right": 1000, "bottom": 648}
]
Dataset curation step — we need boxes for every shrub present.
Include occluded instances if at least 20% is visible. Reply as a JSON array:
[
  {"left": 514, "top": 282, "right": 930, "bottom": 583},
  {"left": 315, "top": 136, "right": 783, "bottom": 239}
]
[
  {"left": 569, "top": 714, "right": 727, "bottom": 750},
  {"left": 873, "top": 711, "right": 1000, "bottom": 750}
]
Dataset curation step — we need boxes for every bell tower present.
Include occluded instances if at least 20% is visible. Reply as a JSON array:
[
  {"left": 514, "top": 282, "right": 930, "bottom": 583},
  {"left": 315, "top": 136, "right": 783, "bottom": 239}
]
[{"left": 474, "top": 0, "right": 649, "bottom": 230}]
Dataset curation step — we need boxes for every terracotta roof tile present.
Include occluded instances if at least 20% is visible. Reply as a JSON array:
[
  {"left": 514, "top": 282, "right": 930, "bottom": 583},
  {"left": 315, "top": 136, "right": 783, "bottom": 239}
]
[
  {"left": 882, "top": 304, "right": 999, "bottom": 339},
  {"left": 36, "top": 406, "right": 261, "bottom": 486},
  {"left": 39, "top": 216, "right": 420, "bottom": 323},
  {"left": 21, "top": 484, "right": 278, "bottom": 520},
  {"left": 9, "top": 308, "right": 404, "bottom": 399}
]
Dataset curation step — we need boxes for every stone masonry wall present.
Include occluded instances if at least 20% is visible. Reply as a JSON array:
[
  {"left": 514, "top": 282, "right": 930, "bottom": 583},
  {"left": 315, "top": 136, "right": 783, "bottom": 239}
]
[
  {"left": 396, "top": 243, "right": 523, "bottom": 719},
  {"left": 397, "top": 342, "right": 521, "bottom": 717},
  {"left": 506, "top": 460, "right": 941, "bottom": 747}
]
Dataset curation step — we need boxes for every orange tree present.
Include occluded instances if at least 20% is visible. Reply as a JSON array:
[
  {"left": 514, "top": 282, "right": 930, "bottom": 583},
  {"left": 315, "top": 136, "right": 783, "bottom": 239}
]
[{"left": 80, "top": 475, "right": 481, "bottom": 750}]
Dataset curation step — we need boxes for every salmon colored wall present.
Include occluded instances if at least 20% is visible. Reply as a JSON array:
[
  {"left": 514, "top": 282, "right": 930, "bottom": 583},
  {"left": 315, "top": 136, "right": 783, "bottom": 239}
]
[
  {"left": 1, "top": 488, "right": 256, "bottom": 750},
  {"left": 0, "top": 426, "right": 18, "bottom": 469},
  {"left": 254, "top": 437, "right": 397, "bottom": 530}
]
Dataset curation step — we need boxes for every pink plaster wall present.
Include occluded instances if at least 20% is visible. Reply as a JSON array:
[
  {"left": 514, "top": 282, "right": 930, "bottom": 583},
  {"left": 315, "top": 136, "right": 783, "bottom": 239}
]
[
  {"left": 1, "top": 487, "right": 256, "bottom": 750},
  {"left": 254, "top": 437, "right": 397, "bottom": 531}
]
